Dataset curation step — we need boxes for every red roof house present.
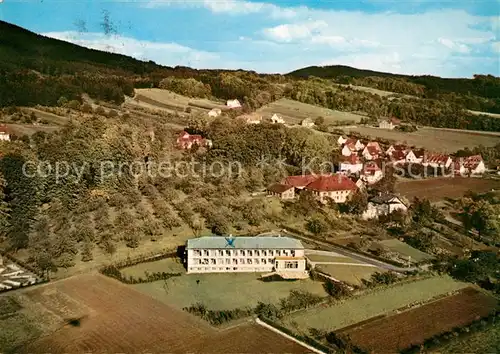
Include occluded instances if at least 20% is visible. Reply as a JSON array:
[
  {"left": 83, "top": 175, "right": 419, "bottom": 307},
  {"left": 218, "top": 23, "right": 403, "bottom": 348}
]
[
  {"left": 304, "top": 174, "right": 358, "bottom": 203},
  {"left": 281, "top": 174, "right": 321, "bottom": 189},
  {"left": 176, "top": 131, "right": 211, "bottom": 150}
]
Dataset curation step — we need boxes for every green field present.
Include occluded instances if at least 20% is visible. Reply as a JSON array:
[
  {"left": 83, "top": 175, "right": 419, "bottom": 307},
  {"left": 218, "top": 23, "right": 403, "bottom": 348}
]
[
  {"left": 256, "top": 98, "right": 366, "bottom": 125},
  {"left": 121, "top": 257, "right": 186, "bottom": 278},
  {"left": 378, "top": 239, "right": 434, "bottom": 263},
  {"left": 132, "top": 272, "right": 327, "bottom": 311},
  {"left": 315, "top": 264, "right": 381, "bottom": 286},
  {"left": 306, "top": 254, "right": 366, "bottom": 264},
  {"left": 341, "top": 126, "right": 500, "bottom": 152},
  {"left": 436, "top": 321, "right": 500, "bottom": 353},
  {"left": 282, "top": 276, "right": 468, "bottom": 333},
  {"left": 0, "top": 296, "right": 45, "bottom": 352}
]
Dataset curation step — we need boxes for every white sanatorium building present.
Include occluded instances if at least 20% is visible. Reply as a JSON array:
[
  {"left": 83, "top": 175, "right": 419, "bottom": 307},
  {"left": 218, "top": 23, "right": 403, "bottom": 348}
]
[{"left": 186, "top": 236, "right": 307, "bottom": 278}]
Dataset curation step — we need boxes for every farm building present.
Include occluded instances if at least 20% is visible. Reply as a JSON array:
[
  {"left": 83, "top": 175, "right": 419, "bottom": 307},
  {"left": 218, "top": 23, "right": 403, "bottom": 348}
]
[
  {"left": 301, "top": 118, "right": 314, "bottom": 128},
  {"left": 186, "top": 236, "right": 307, "bottom": 278},
  {"left": 453, "top": 155, "right": 486, "bottom": 175},
  {"left": 270, "top": 114, "right": 285, "bottom": 124},
  {"left": 176, "top": 131, "right": 212, "bottom": 150},
  {"left": 423, "top": 153, "right": 452, "bottom": 168},
  {"left": 267, "top": 183, "right": 295, "bottom": 199},
  {"left": 0, "top": 125, "right": 10, "bottom": 142},
  {"left": 208, "top": 108, "right": 222, "bottom": 117},
  {"left": 281, "top": 174, "right": 321, "bottom": 190},
  {"left": 362, "top": 194, "right": 408, "bottom": 220},
  {"left": 379, "top": 117, "right": 401, "bottom": 130},
  {"left": 226, "top": 99, "right": 242, "bottom": 109},
  {"left": 337, "top": 135, "right": 348, "bottom": 145}
]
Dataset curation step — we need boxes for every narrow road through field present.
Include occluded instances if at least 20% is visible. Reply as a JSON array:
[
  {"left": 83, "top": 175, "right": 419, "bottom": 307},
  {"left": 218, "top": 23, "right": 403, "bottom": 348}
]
[{"left": 261, "top": 230, "right": 418, "bottom": 272}]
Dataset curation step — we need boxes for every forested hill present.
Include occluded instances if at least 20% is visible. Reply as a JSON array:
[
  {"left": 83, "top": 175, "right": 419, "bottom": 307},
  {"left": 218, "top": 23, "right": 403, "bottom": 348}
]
[
  {"left": 1, "top": 20, "right": 500, "bottom": 131},
  {"left": 288, "top": 65, "right": 500, "bottom": 113}
]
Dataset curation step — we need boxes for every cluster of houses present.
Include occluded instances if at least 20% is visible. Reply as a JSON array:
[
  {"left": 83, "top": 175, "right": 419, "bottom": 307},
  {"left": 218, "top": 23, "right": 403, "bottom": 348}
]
[
  {"left": 338, "top": 136, "right": 486, "bottom": 177},
  {"left": 0, "top": 124, "right": 11, "bottom": 142}
]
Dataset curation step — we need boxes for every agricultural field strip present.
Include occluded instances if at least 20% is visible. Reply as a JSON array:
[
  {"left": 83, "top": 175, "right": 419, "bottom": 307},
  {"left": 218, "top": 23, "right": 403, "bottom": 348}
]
[
  {"left": 19, "top": 274, "right": 309, "bottom": 353},
  {"left": 282, "top": 276, "right": 468, "bottom": 332},
  {"left": 340, "top": 287, "right": 498, "bottom": 353},
  {"left": 378, "top": 239, "right": 433, "bottom": 262}
]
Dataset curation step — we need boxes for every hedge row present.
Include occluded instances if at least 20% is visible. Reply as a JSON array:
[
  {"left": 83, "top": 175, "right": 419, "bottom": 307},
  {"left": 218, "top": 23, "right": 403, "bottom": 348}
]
[
  {"left": 400, "top": 310, "right": 500, "bottom": 354},
  {"left": 100, "top": 265, "right": 181, "bottom": 284},
  {"left": 183, "top": 303, "right": 254, "bottom": 326},
  {"left": 1, "top": 252, "right": 47, "bottom": 279},
  {"left": 109, "top": 249, "right": 178, "bottom": 269}
]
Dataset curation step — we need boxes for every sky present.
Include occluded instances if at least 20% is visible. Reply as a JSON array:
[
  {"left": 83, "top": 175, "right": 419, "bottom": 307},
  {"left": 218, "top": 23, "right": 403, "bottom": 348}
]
[{"left": 1, "top": 0, "right": 499, "bottom": 77}]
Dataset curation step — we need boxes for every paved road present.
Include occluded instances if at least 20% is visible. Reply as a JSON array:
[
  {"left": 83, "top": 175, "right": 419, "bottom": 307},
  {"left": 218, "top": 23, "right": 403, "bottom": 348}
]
[{"left": 259, "top": 230, "right": 418, "bottom": 272}]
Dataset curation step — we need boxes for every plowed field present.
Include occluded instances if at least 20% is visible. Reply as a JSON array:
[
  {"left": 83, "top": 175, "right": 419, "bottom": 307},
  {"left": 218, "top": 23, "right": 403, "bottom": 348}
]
[
  {"left": 341, "top": 287, "right": 498, "bottom": 353},
  {"left": 19, "top": 274, "right": 308, "bottom": 353}
]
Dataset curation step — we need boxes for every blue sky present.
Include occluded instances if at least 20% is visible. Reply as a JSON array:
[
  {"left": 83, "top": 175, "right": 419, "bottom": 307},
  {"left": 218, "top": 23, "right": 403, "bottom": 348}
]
[{"left": 1, "top": 0, "right": 499, "bottom": 77}]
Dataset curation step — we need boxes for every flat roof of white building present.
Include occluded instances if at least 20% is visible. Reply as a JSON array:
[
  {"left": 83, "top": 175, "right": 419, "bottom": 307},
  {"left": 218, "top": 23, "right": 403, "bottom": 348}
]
[{"left": 187, "top": 236, "right": 304, "bottom": 250}]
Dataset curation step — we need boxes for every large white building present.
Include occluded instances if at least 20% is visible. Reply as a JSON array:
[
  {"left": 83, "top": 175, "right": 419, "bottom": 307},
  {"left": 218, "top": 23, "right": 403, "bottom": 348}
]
[{"left": 186, "top": 236, "right": 307, "bottom": 278}]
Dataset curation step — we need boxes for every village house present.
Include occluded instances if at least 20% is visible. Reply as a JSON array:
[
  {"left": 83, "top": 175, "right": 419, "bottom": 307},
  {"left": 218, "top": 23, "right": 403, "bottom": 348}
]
[
  {"left": 267, "top": 183, "right": 295, "bottom": 200},
  {"left": 453, "top": 155, "right": 486, "bottom": 175},
  {"left": 301, "top": 118, "right": 314, "bottom": 128},
  {"left": 341, "top": 138, "right": 365, "bottom": 156},
  {"left": 340, "top": 154, "right": 363, "bottom": 174},
  {"left": 0, "top": 125, "right": 10, "bottom": 142},
  {"left": 208, "top": 108, "right": 222, "bottom": 117},
  {"left": 423, "top": 153, "right": 452, "bottom": 169},
  {"left": 390, "top": 149, "right": 407, "bottom": 165},
  {"left": 304, "top": 174, "right": 358, "bottom": 203},
  {"left": 379, "top": 117, "right": 401, "bottom": 130},
  {"left": 405, "top": 149, "right": 425, "bottom": 164},
  {"left": 361, "top": 161, "right": 384, "bottom": 184},
  {"left": 176, "top": 131, "right": 212, "bottom": 150},
  {"left": 226, "top": 99, "right": 242, "bottom": 109},
  {"left": 337, "top": 135, "right": 348, "bottom": 145},
  {"left": 386, "top": 144, "right": 409, "bottom": 157},
  {"left": 362, "top": 142, "right": 383, "bottom": 160},
  {"left": 271, "top": 114, "right": 285, "bottom": 124},
  {"left": 186, "top": 236, "right": 307, "bottom": 279},
  {"left": 362, "top": 194, "right": 408, "bottom": 220}
]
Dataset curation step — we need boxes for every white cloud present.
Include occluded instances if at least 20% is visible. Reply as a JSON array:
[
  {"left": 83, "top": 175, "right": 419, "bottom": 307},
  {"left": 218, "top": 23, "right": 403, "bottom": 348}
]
[
  {"left": 42, "top": 31, "right": 220, "bottom": 68},
  {"left": 438, "top": 38, "right": 471, "bottom": 53},
  {"left": 145, "top": 0, "right": 297, "bottom": 18},
  {"left": 263, "top": 21, "right": 327, "bottom": 42}
]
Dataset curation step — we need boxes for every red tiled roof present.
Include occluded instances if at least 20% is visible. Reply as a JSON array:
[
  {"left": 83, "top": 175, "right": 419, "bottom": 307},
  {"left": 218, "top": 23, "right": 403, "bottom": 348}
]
[
  {"left": 305, "top": 174, "right": 357, "bottom": 192},
  {"left": 455, "top": 155, "right": 484, "bottom": 170},
  {"left": 425, "top": 153, "right": 450, "bottom": 164},
  {"left": 391, "top": 149, "right": 407, "bottom": 161},
  {"left": 411, "top": 149, "right": 425, "bottom": 158},
  {"left": 177, "top": 131, "right": 204, "bottom": 142},
  {"left": 268, "top": 183, "right": 294, "bottom": 194},
  {"left": 281, "top": 175, "right": 320, "bottom": 188},
  {"left": 363, "top": 161, "right": 382, "bottom": 175},
  {"left": 366, "top": 141, "right": 382, "bottom": 152},
  {"left": 344, "top": 138, "right": 357, "bottom": 146},
  {"left": 365, "top": 145, "right": 380, "bottom": 156},
  {"left": 342, "top": 154, "right": 362, "bottom": 164}
]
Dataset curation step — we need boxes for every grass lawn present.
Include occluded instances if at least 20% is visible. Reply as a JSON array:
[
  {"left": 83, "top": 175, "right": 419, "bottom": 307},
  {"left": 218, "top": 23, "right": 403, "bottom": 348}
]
[
  {"left": 315, "top": 264, "right": 381, "bottom": 286},
  {"left": 378, "top": 239, "right": 434, "bottom": 262},
  {"left": 282, "top": 276, "right": 468, "bottom": 333},
  {"left": 121, "top": 258, "right": 186, "bottom": 278},
  {"left": 256, "top": 98, "right": 366, "bottom": 125},
  {"left": 306, "top": 254, "right": 366, "bottom": 264},
  {"left": 132, "top": 272, "right": 328, "bottom": 311}
]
